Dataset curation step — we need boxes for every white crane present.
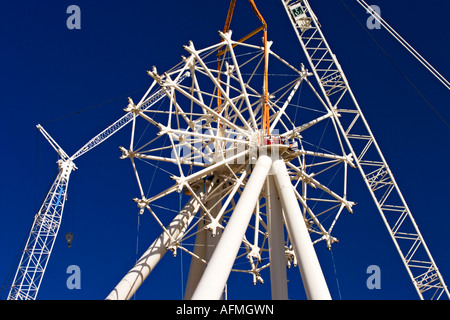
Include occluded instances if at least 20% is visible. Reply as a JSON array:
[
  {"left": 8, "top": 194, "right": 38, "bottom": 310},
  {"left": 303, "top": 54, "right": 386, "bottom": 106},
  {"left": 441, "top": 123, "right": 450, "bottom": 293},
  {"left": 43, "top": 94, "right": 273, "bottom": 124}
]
[{"left": 7, "top": 73, "right": 189, "bottom": 300}]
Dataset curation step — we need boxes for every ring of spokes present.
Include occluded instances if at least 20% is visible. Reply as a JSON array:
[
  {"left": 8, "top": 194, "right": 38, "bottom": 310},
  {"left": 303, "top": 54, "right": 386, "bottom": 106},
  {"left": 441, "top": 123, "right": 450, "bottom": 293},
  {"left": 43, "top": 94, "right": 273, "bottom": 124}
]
[{"left": 121, "top": 31, "right": 356, "bottom": 286}]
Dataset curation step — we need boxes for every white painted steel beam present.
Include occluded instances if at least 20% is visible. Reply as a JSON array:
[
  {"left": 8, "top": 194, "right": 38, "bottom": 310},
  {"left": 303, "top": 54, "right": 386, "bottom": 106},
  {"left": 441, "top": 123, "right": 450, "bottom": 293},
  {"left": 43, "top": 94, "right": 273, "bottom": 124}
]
[
  {"left": 184, "top": 181, "right": 224, "bottom": 300},
  {"left": 106, "top": 189, "right": 205, "bottom": 300},
  {"left": 266, "top": 176, "right": 289, "bottom": 300},
  {"left": 191, "top": 155, "right": 273, "bottom": 300},
  {"left": 272, "top": 158, "right": 331, "bottom": 300},
  {"left": 183, "top": 217, "right": 207, "bottom": 300}
]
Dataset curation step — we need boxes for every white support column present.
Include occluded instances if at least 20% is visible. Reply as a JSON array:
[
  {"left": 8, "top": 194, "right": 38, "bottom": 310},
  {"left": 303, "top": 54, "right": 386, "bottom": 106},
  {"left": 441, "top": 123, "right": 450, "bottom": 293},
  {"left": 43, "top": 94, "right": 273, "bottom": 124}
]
[
  {"left": 183, "top": 216, "right": 207, "bottom": 300},
  {"left": 191, "top": 155, "right": 273, "bottom": 300},
  {"left": 106, "top": 192, "right": 203, "bottom": 300},
  {"left": 184, "top": 180, "right": 223, "bottom": 300},
  {"left": 206, "top": 182, "right": 223, "bottom": 261},
  {"left": 266, "top": 176, "right": 289, "bottom": 300},
  {"left": 272, "top": 158, "right": 331, "bottom": 300}
]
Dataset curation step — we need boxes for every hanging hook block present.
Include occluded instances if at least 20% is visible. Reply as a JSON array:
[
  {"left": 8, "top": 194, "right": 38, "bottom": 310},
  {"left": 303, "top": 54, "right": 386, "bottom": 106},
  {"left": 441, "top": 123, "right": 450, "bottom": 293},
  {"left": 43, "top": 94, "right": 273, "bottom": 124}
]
[{"left": 65, "top": 232, "right": 73, "bottom": 248}]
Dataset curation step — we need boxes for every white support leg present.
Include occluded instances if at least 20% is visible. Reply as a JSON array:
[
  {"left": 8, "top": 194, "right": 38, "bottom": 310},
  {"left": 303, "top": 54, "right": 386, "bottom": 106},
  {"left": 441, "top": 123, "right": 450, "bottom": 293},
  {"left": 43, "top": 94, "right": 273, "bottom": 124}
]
[
  {"left": 183, "top": 216, "right": 207, "bottom": 300},
  {"left": 184, "top": 181, "right": 223, "bottom": 300},
  {"left": 266, "top": 176, "right": 289, "bottom": 300},
  {"left": 206, "top": 182, "right": 223, "bottom": 261},
  {"left": 106, "top": 193, "right": 203, "bottom": 300},
  {"left": 191, "top": 155, "right": 273, "bottom": 300},
  {"left": 272, "top": 158, "right": 331, "bottom": 300}
]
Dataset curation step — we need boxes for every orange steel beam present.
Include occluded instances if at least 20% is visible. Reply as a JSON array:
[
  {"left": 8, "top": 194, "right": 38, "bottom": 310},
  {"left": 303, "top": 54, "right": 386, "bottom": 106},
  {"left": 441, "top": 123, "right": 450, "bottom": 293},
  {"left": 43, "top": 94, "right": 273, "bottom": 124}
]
[
  {"left": 217, "top": 25, "right": 264, "bottom": 57},
  {"left": 217, "top": 0, "right": 237, "bottom": 109},
  {"left": 223, "top": 0, "right": 237, "bottom": 33},
  {"left": 248, "top": 0, "right": 270, "bottom": 135},
  {"left": 217, "top": 1, "right": 270, "bottom": 135}
]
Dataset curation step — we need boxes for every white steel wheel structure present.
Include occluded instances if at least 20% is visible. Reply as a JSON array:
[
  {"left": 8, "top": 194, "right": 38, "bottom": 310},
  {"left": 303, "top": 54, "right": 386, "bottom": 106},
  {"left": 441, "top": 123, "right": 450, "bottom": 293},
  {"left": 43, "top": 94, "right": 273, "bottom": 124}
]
[{"left": 107, "top": 30, "right": 358, "bottom": 300}]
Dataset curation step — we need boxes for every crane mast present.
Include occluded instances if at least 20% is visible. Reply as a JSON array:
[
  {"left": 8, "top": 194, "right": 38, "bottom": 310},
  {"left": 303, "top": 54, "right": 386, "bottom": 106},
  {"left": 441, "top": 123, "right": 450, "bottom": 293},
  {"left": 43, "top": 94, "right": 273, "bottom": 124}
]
[
  {"left": 7, "top": 158, "right": 74, "bottom": 300},
  {"left": 281, "top": 0, "right": 449, "bottom": 299}
]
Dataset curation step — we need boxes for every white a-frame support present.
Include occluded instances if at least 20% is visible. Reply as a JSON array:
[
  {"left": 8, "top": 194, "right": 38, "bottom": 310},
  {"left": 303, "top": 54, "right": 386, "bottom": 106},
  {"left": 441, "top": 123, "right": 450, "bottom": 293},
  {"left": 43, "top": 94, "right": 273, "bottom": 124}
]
[
  {"left": 106, "top": 182, "right": 214, "bottom": 300},
  {"left": 191, "top": 155, "right": 331, "bottom": 300},
  {"left": 191, "top": 155, "right": 274, "bottom": 300},
  {"left": 107, "top": 155, "right": 331, "bottom": 300}
]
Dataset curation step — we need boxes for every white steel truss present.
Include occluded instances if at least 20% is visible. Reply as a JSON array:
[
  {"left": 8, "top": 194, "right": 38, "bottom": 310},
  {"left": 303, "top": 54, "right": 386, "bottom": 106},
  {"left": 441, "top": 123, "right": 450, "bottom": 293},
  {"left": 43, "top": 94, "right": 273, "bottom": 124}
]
[
  {"left": 281, "top": 0, "right": 449, "bottom": 300},
  {"left": 7, "top": 158, "right": 74, "bottom": 300},
  {"left": 109, "top": 29, "right": 359, "bottom": 300},
  {"left": 108, "top": 1, "right": 449, "bottom": 300}
]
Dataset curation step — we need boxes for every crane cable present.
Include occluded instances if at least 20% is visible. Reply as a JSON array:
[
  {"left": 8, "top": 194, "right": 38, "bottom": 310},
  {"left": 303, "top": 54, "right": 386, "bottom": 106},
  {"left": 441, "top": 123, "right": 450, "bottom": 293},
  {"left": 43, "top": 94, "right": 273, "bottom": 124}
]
[
  {"left": 340, "top": 0, "right": 450, "bottom": 129},
  {"left": 330, "top": 248, "right": 342, "bottom": 300},
  {"left": 41, "top": 87, "right": 147, "bottom": 126},
  {"left": 358, "top": 0, "right": 450, "bottom": 91}
]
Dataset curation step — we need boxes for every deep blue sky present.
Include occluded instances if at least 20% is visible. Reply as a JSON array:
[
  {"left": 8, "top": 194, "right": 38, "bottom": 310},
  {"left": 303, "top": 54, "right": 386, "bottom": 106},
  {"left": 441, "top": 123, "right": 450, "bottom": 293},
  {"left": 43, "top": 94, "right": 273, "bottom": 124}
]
[{"left": 1, "top": 1, "right": 449, "bottom": 300}]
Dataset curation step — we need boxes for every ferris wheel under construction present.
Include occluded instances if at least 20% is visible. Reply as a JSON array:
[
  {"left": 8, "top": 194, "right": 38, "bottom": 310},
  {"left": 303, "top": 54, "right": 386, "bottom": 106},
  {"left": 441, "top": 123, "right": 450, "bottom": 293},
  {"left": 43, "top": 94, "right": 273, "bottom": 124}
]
[{"left": 7, "top": 0, "right": 449, "bottom": 300}]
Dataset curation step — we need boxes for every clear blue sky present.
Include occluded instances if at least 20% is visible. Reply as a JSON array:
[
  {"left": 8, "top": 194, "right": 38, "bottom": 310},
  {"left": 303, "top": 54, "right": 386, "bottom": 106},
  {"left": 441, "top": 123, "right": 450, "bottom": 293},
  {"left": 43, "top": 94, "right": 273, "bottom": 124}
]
[{"left": 0, "top": 0, "right": 449, "bottom": 300}]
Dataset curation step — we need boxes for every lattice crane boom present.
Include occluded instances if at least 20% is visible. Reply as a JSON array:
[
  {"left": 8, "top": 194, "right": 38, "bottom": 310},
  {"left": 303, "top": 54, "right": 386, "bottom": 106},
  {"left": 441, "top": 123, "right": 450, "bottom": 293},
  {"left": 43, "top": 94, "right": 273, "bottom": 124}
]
[
  {"left": 36, "top": 124, "right": 70, "bottom": 161},
  {"left": 281, "top": 0, "right": 449, "bottom": 299},
  {"left": 71, "top": 72, "right": 189, "bottom": 161}
]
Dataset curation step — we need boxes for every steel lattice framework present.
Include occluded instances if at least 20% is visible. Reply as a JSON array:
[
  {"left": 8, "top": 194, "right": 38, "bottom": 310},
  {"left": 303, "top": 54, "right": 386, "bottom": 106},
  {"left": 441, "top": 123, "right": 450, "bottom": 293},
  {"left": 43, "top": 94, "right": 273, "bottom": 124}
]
[
  {"left": 107, "top": 1, "right": 449, "bottom": 300},
  {"left": 7, "top": 159, "right": 74, "bottom": 300},
  {"left": 107, "top": 29, "right": 356, "bottom": 300},
  {"left": 281, "top": 0, "right": 449, "bottom": 299},
  {"left": 8, "top": 0, "right": 448, "bottom": 301}
]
